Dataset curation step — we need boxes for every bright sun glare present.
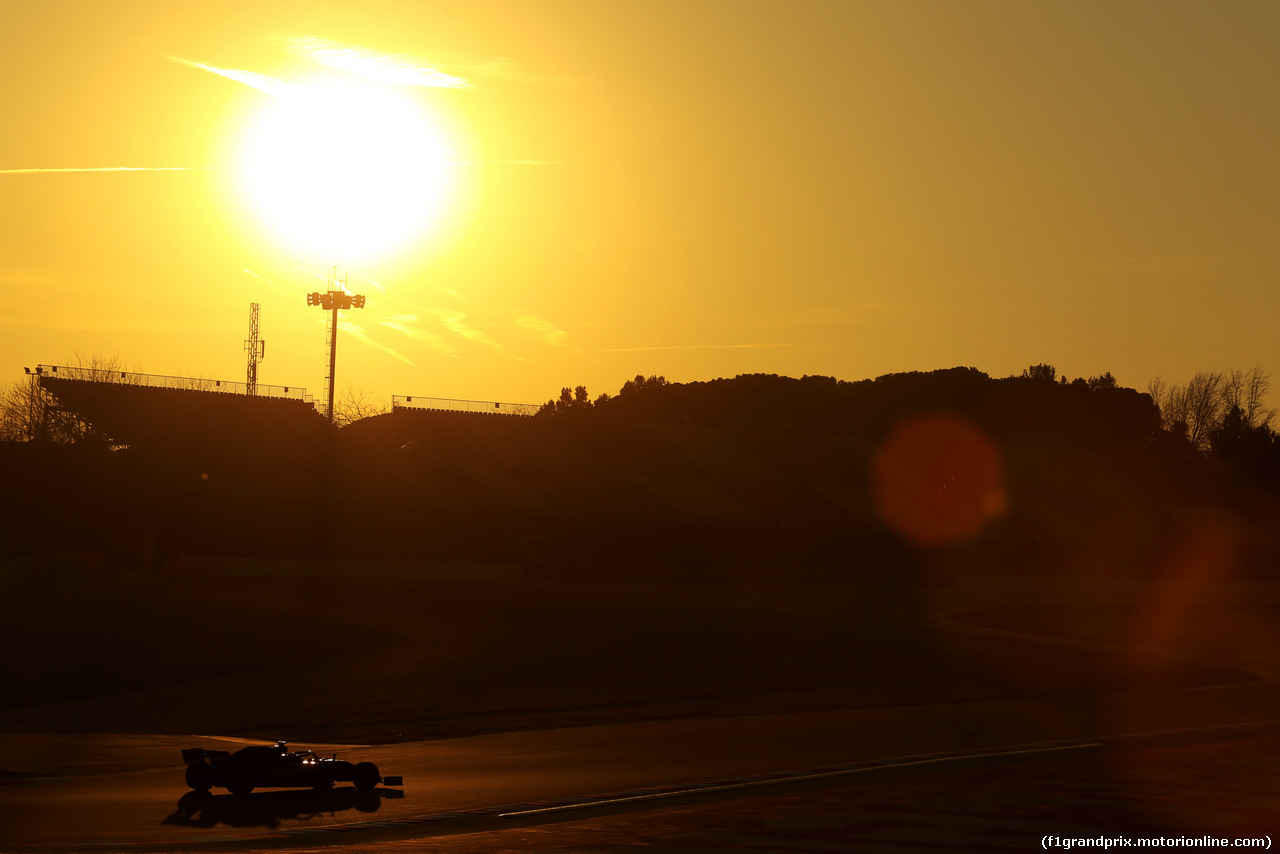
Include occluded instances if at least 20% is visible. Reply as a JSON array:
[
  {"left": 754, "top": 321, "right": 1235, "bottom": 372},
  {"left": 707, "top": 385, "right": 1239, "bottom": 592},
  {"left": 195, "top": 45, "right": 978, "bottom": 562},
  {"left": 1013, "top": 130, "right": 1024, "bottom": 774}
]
[{"left": 233, "top": 76, "right": 456, "bottom": 264}]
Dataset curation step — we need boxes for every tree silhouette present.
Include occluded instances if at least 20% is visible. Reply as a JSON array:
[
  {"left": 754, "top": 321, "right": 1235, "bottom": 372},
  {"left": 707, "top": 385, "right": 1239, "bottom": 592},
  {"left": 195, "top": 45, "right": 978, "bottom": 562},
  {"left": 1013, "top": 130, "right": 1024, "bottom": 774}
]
[
  {"left": 332, "top": 386, "right": 389, "bottom": 427},
  {"left": 0, "top": 355, "right": 137, "bottom": 443},
  {"left": 538, "top": 384, "right": 595, "bottom": 417},
  {"left": 619, "top": 374, "right": 669, "bottom": 396},
  {"left": 1149, "top": 366, "right": 1275, "bottom": 454},
  {"left": 538, "top": 375, "right": 669, "bottom": 417},
  {"left": 1087, "top": 372, "right": 1118, "bottom": 391},
  {"left": 1021, "top": 363, "right": 1057, "bottom": 383}
]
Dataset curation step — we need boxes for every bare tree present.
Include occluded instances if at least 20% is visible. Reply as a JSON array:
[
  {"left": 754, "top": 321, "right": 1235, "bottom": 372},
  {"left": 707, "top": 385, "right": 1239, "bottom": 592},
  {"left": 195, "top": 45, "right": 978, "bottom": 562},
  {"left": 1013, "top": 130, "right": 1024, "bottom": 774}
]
[
  {"left": 1221, "top": 364, "right": 1277, "bottom": 431},
  {"left": 0, "top": 375, "right": 48, "bottom": 441},
  {"left": 1183, "top": 371, "right": 1224, "bottom": 451},
  {"left": 1147, "top": 375, "right": 1166, "bottom": 407},
  {"left": 1149, "top": 365, "right": 1276, "bottom": 453},
  {"left": 0, "top": 354, "right": 137, "bottom": 443},
  {"left": 0, "top": 372, "right": 100, "bottom": 443},
  {"left": 332, "top": 386, "right": 389, "bottom": 427}
]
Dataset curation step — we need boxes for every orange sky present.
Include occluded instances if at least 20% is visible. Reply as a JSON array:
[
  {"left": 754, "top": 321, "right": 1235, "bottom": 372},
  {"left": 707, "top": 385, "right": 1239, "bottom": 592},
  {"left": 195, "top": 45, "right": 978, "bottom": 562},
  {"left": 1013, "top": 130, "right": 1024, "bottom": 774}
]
[{"left": 3, "top": 1, "right": 1278, "bottom": 410}]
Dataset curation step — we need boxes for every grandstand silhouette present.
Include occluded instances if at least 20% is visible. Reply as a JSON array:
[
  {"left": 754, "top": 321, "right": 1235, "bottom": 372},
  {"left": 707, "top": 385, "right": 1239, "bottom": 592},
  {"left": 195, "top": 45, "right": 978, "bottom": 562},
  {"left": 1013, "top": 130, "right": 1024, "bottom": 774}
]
[
  {"left": 392, "top": 394, "right": 537, "bottom": 417},
  {"left": 35, "top": 365, "right": 326, "bottom": 454}
]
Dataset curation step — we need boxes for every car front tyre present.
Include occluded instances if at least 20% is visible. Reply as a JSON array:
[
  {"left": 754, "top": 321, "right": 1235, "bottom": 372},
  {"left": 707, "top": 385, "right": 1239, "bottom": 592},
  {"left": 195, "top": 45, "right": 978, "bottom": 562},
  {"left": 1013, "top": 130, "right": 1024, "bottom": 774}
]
[{"left": 184, "top": 765, "right": 214, "bottom": 792}]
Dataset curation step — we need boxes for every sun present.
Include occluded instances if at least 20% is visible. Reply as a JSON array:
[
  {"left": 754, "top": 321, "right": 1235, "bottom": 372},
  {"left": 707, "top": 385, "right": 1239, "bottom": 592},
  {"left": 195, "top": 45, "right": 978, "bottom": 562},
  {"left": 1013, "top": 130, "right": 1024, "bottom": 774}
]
[{"left": 233, "top": 75, "right": 456, "bottom": 265}]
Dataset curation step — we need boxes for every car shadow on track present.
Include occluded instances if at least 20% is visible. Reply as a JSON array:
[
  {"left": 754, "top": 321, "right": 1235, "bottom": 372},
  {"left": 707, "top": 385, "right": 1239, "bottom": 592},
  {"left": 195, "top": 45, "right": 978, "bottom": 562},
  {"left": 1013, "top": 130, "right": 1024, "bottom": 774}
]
[{"left": 163, "top": 786, "right": 404, "bottom": 830}]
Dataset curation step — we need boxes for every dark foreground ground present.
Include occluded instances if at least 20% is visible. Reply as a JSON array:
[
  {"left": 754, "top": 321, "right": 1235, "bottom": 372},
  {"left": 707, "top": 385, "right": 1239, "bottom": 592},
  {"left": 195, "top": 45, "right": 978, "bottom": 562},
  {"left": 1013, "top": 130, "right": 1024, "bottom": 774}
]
[
  {"left": 2, "top": 554, "right": 1279, "bottom": 851},
  {"left": 3, "top": 556, "right": 1272, "bottom": 744},
  {"left": 424, "top": 742, "right": 1280, "bottom": 854},
  {"left": 345, "top": 736, "right": 1280, "bottom": 854},
  {"left": 61, "top": 731, "right": 1264, "bottom": 854}
]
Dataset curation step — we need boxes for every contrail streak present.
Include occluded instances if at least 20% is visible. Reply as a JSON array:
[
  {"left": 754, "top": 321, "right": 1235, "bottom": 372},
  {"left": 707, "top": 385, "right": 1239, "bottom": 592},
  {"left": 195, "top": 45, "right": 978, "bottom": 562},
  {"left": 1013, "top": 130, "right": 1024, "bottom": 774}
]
[
  {"left": 167, "top": 56, "right": 292, "bottom": 96},
  {"left": 0, "top": 166, "right": 213, "bottom": 174}
]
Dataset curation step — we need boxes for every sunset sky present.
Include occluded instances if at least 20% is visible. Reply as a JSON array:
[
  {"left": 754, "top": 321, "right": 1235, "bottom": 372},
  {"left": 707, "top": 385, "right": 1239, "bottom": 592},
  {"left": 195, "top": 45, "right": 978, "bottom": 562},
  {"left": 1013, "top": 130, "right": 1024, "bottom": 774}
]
[{"left": 4, "top": 1, "right": 1278, "bottom": 409}]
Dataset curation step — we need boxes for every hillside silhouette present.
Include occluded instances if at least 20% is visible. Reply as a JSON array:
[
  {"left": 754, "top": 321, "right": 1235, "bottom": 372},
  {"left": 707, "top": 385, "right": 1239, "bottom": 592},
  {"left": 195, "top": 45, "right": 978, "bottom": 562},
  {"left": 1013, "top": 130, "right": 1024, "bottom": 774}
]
[
  {"left": 3, "top": 364, "right": 1280, "bottom": 749},
  {"left": 541, "top": 368, "right": 1164, "bottom": 451},
  {"left": 2, "top": 365, "right": 1276, "bottom": 580}
]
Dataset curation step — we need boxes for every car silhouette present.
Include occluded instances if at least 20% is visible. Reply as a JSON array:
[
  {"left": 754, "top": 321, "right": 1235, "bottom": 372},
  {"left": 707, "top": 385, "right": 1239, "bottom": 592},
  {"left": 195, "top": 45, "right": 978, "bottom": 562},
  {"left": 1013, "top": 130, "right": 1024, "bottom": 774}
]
[{"left": 181, "top": 741, "right": 403, "bottom": 795}]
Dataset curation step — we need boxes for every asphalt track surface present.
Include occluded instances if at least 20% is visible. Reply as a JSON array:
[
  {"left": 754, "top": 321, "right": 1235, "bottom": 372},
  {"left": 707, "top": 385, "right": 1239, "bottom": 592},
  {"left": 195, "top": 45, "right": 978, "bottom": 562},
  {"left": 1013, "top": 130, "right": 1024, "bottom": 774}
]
[
  {"left": 6, "top": 573, "right": 1280, "bottom": 852},
  {"left": 2, "top": 709, "right": 1101, "bottom": 850},
  {"left": 267, "top": 734, "right": 1280, "bottom": 854},
  {"left": 5, "top": 690, "right": 1280, "bottom": 852}
]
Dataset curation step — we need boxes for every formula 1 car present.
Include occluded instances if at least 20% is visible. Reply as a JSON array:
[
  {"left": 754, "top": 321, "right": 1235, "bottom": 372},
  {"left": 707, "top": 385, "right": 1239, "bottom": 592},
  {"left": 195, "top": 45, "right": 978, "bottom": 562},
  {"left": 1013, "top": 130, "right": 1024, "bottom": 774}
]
[{"left": 181, "top": 741, "right": 403, "bottom": 795}]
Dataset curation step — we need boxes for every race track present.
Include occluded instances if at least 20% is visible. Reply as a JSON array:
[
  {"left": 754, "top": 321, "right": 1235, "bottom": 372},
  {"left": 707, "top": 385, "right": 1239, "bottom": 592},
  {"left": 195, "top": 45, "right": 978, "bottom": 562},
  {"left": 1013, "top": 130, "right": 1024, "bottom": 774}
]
[
  {"left": 5, "top": 569, "right": 1280, "bottom": 851},
  {"left": 5, "top": 680, "right": 1280, "bottom": 852}
]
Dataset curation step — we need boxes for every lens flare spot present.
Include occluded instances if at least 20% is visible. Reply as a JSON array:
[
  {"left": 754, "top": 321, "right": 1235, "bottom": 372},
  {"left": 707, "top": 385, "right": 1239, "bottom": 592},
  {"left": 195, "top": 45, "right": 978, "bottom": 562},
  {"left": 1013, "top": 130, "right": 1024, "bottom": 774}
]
[{"left": 872, "top": 413, "right": 1007, "bottom": 548}]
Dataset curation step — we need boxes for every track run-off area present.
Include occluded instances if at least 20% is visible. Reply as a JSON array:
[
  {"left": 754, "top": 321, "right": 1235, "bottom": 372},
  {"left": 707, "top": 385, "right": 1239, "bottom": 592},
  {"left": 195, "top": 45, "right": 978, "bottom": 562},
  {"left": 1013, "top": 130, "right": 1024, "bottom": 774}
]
[
  {"left": 5, "top": 674, "right": 1280, "bottom": 849},
  {"left": 5, "top": 567, "right": 1280, "bottom": 851}
]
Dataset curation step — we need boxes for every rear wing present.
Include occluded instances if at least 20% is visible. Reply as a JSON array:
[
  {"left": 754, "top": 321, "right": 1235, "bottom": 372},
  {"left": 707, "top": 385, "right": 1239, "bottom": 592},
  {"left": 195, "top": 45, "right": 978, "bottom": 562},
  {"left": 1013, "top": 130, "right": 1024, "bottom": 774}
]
[{"left": 181, "top": 747, "right": 231, "bottom": 766}]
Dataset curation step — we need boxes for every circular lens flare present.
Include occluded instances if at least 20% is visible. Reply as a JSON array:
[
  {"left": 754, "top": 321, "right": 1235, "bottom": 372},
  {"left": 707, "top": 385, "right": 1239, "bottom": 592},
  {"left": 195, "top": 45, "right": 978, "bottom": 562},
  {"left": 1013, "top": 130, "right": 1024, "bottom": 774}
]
[{"left": 872, "top": 413, "right": 1008, "bottom": 548}]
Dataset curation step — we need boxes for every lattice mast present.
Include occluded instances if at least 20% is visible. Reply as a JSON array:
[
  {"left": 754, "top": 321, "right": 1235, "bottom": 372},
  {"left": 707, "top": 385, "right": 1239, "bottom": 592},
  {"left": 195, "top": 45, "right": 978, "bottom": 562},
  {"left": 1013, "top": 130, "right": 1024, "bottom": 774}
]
[
  {"left": 244, "top": 303, "right": 266, "bottom": 396},
  {"left": 306, "top": 267, "right": 366, "bottom": 423}
]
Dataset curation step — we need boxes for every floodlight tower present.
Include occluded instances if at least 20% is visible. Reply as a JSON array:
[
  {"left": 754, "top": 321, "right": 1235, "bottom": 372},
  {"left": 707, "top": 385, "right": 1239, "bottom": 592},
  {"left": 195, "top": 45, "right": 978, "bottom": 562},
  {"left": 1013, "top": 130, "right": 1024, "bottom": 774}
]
[
  {"left": 245, "top": 303, "right": 266, "bottom": 395},
  {"left": 306, "top": 267, "right": 366, "bottom": 423}
]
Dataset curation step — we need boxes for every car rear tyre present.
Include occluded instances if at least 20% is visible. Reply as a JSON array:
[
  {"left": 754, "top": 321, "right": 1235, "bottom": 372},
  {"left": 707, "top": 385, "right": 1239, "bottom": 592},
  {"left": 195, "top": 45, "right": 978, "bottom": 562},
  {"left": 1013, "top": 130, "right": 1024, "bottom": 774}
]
[{"left": 353, "top": 762, "right": 380, "bottom": 792}]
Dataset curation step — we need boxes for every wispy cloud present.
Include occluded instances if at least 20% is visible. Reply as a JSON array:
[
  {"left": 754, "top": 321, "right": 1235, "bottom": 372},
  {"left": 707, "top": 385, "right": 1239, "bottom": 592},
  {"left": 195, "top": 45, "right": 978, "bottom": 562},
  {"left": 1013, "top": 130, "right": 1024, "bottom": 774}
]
[
  {"left": 170, "top": 39, "right": 586, "bottom": 108},
  {"left": 338, "top": 320, "right": 413, "bottom": 364},
  {"left": 380, "top": 314, "right": 458, "bottom": 358},
  {"left": 167, "top": 56, "right": 292, "bottom": 96},
  {"left": 517, "top": 316, "right": 568, "bottom": 345},
  {"left": 286, "top": 37, "right": 471, "bottom": 88},
  {"left": 241, "top": 268, "right": 289, "bottom": 292},
  {"left": 0, "top": 166, "right": 212, "bottom": 174},
  {"left": 436, "top": 310, "right": 501, "bottom": 348}
]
